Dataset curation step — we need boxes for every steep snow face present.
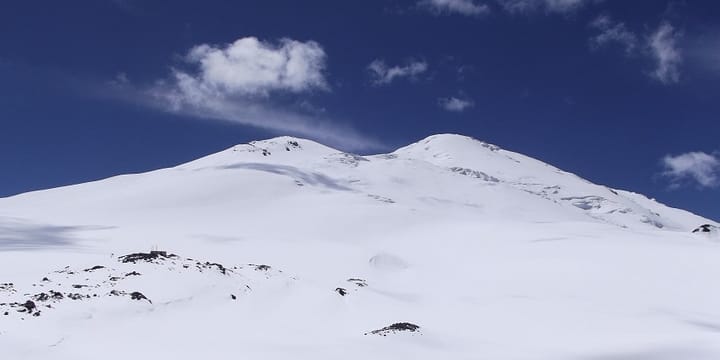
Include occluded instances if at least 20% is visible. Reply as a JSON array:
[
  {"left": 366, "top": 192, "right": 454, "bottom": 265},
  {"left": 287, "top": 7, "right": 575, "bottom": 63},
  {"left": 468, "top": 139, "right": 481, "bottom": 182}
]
[
  {"left": 393, "top": 134, "right": 707, "bottom": 230},
  {"left": 1, "top": 134, "right": 719, "bottom": 360}
]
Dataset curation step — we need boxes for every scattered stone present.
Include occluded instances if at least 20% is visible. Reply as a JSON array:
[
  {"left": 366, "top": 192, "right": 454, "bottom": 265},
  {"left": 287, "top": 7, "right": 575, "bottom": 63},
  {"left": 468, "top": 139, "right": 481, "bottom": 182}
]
[
  {"left": 204, "top": 262, "right": 228, "bottom": 275},
  {"left": 0, "top": 251, "right": 279, "bottom": 319},
  {"left": 55, "top": 267, "right": 75, "bottom": 275},
  {"left": 347, "top": 278, "right": 368, "bottom": 287},
  {"left": 449, "top": 167, "right": 500, "bottom": 182},
  {"left": 33, "top": 293, "right": 50, "bottom": 302},
  {"left": 367, "top": 194, "right": 395, "bottom": 203},
  {"left": 3, "top": 311, "right": 7, "bottom": 316},
  {"left": 366, "top": 322, "right": 420, "bottom": 336},
  {"left": 0, "top": 283, "right": 16, "bottom": 293},
  {"left": 335, "top": 288, "right": 347, "bottom": 296},
  {"left": 119, "top": 251, "right": 177, "bottom": 264},
  {"left": 130, "top": 291, "right": 150, "bottom": 303}
]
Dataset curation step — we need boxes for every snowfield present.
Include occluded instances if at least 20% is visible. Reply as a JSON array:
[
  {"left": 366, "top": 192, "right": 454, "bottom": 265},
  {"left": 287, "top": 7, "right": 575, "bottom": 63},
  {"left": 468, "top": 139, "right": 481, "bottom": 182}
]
[{"left": 1, "top": 134, "right": 718, "bottom": 359}]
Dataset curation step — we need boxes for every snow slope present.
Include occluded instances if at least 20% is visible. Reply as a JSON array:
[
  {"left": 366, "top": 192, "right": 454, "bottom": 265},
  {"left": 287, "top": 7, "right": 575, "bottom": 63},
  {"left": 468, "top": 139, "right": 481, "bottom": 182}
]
[{"left": 1, "top": 134, "right": 718, "bottom": 359}]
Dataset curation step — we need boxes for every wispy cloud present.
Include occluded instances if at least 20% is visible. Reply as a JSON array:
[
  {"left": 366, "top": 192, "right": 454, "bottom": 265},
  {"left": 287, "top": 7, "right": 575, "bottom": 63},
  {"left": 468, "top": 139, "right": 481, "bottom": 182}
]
[
  {"left": 662, "top": 151, "right": 720, "bottom": 189},
  {"left": 113, "top": 36, "right": 381, "bottom": 151},
  {"left": 495, "top": 0, "right": 597, "bottom": 14},
  {"left": 588, "top": 16, "right": 683, "bottom": 85},
  {"left": 418, "top": 0, "right": 491, "bottom": 16},
  {"left": 648, "top": 22, "right": 683, "bottom": 84},
  {"left": 589, "top": 15, "right": 638, "bottom": 54},
  {"left": 367, "top": 59, "right": 428, "bottom": 85},
  {"left": 438, "top": 96, "right": 475, "bottom": 112}
]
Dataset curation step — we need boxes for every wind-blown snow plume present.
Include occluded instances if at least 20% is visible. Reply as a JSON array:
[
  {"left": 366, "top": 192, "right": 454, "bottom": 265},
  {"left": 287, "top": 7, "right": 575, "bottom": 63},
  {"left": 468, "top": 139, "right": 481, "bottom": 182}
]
[{"left": 134, "top": 37, "right": 380, "bottom": 151}]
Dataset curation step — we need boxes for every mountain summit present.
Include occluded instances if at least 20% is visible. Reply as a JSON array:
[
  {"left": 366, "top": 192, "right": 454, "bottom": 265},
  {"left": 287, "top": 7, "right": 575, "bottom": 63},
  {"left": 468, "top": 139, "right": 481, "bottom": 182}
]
[{"left": 1, "top": 134, "right": 718, "bottom": 359}]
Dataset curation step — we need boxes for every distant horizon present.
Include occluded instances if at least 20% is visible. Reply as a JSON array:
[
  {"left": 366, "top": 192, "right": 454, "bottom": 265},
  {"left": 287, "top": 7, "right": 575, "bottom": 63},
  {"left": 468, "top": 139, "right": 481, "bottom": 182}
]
[{"left": 2, "top": 131, "right": 717, "bottom": 222}]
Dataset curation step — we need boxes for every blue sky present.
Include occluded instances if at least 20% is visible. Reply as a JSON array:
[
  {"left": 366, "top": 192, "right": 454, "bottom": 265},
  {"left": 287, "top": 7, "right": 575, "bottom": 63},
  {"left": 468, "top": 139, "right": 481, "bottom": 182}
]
[{"left": 1, "top": 0, "right": 719, "bottom": 220}]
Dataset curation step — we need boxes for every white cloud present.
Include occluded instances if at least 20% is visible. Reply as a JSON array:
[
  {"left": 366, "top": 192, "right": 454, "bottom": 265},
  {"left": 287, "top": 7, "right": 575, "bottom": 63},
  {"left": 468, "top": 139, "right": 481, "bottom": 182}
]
[
  {"left": 136, "top": 37, "right": 380, "bottom": 151},
  {"left": 662, "top": 151, "right": 720, "bottom": 188},
  {"left": 496, "top": 0, "right": 596, "bottom": 14},
  {"left": 367, "top": 60, "right": 428, "bottom": 85},
  {"left": 439, "top": 96, "right": 475, "bottom": 112},
  {"left": 183, "top": 37, "right": 328, "bottom": 95},
  {"left": 419, "top": 0, "right": 490, "bottom": 16},
  {"left": 648, "top": 22, "right": 683, "bottom": 84},
  {"left": 589, "top": 15, "right": 638, "bottom": 54}
]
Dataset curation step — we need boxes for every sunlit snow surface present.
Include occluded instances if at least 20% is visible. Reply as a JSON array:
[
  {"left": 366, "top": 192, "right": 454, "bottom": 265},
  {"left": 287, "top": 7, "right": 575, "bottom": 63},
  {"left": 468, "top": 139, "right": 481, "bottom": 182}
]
[{"left": 1, "top": 134, "right": 718, "bottom": 359}]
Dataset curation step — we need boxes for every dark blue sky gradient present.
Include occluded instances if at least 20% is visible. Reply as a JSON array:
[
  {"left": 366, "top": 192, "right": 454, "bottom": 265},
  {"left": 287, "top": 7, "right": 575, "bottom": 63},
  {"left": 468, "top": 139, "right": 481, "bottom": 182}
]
[{"left": 1, "top": 0, "right": 718, "bottom": 220}]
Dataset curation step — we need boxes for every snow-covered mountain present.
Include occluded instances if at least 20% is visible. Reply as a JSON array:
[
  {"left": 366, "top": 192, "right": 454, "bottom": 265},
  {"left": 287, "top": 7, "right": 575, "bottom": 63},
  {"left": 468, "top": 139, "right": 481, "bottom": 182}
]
[{"left": 1, "top": 134, "right": 718, "bottom": 359}]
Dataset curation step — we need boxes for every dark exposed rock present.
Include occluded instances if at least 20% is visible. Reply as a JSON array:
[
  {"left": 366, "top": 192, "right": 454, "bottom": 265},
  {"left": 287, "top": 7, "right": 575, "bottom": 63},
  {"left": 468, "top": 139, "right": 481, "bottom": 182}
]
[
  {"left": 347, "top": 278, "right": 368, "bottom": 287},
  {"left": 84, "top": 265, "right": 105, "bottom": 272},
  {"left": 109, "top": 289, "right": 151, "bottom": 303},
  {"left": 231, "top": 294, "right": 237, "bottom": 300},
  {"left": 449, "top": 167, "right": 500, "bottom": 182},
  {"left": 67, "top": 293, "right": 84, "bottom": 300},
  {"left": 335, "top": 288, "right": 347, "bottom": 296},
  {"left": 255, "top": 264, "right": 271, "bottom": 271},
  {"left": 0, "top": 283, "right": 15, "bottom": 292},
  {"left": 693, "top": 224, "right": 717, "bottom": 233},
  {"left": 124, "top": 271, "right": 141, "bottom": 277},
  {"left": 367, "top": 322, "right": 420, "bottom": 336},
  {"left": 109, "top": 276, "right": 123, "bottom": 281},
  {"left": 41, "top": 277, "right": 50, "bottom": 282},
  {"left": 119, "top": 251, "right": 177, "bottom": 264},
  {"left": 72, "top": 284, "right": 87, "bottom": 289},
  {"left": 21, "top": 300, "right": 36, "bottom": 313},
  {"left": 204, "top": 262, "right": 228, "bottom": 274},
  {"left": 33, "top": 292, "right": 50, "bottom": 302},
  {"left": 50, "top": 291, "right": 64, "bottom": 300},
  {"left": 130, "top": 291, "right": 151, "bottom": 303},
  {"left": 3, "top": 311, "right": 7, "bottom": 316}
]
